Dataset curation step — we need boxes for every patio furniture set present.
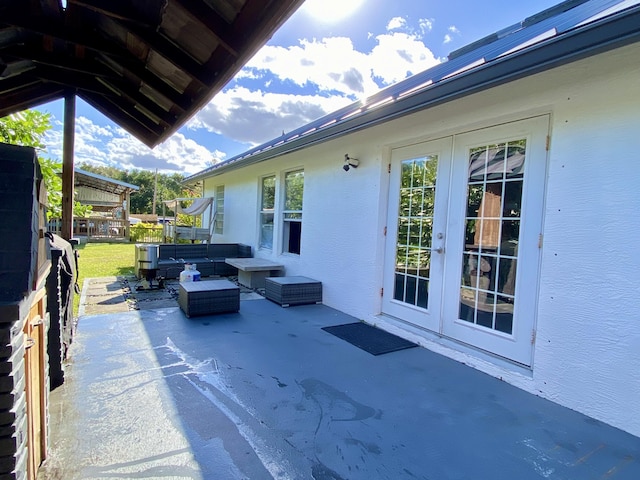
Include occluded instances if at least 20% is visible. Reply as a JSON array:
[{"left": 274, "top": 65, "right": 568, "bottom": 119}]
[
  {"left": 164, "top": 243, "right": 322, "bottom": 317},
  {"left": 156, "top": 242, "right": 252, "bottom": 278}
]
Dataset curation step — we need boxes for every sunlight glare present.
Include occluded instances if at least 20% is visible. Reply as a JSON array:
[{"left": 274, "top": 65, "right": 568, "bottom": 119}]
[{"left": 301, "top": 0, "right": 366, "bottom": 23}]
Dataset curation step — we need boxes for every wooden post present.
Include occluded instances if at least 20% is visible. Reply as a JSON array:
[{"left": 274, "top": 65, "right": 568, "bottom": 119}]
[
  {"left": 124, "top": 190, "right": 131, "bottom": 241},
  {"left": 152, "top": 168, "right": 158, "bottom": 215},
  {"left": 61, "top": 92, "right": 76, "bottom": 241}
]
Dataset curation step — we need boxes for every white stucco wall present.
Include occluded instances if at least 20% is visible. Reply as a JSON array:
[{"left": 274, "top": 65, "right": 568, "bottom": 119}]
[
  {"left": 535, "top": 51, "right": 640, "bottom": 437},
  {"left": 202, "top": 43, "right": 640, "bottom": 437}
]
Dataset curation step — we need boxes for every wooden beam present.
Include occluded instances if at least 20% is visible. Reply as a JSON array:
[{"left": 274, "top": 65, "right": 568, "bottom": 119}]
[
  {"left": 85, "top": 91, "right": 167, "bottom": 134},
  {"left": 0, "top": 83, "right": 64, "bottom": 117},
  {"left": 122, "top": 25, "right": 209, "bottom": 88},
  {"left": 3, "top": 8, "right": 212, "bottom": 88},
  {"left": 175, "top": 0, "right": 240, "bottom": 57},
  {"left": 2, "top": 44, "right": 117, "bottom": 79},
  {"left": 79, "top": 91, "right": 167, "bottom": 146},
  {"left": 95, "top": 54, "right": 193, "bottom": 110},
  {"left": 67, "top": 0, "right": 155, "bottom": 28},
  {"left": 0, "top": 75, "right": 39, "bottom": 95},
  {"left": 61, "top": 92, "right": 75, "bottom": 241},
  {"left": 33, "top": 66, "right": 179, "bottom": 125}
]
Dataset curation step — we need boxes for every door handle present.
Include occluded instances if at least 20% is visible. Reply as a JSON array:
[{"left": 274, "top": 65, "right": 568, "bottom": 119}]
[{"left": 431, "top": 246, "right": 444, "bottom": 254}]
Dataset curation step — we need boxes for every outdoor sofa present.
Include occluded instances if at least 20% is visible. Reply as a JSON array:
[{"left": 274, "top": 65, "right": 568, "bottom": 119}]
[{"left": 157, "top": 243, "right": 252, "bottom": 279}]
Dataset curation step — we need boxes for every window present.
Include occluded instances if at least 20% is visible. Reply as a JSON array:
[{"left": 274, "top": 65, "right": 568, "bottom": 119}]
[
  {"left": 259, "top": 175, "right": 275, "bottom": 249},
  {"left": 283, "top": 169, "right": 303, "bottom": 254},
  {"left": 459, "top": 139, "right": 526, "bottom": 335},
  {"left": 393, "top": 154, "right": 439, "bottom": 310},
  {"left": 214, "top": 185, "right": 224, "bottom": 234}
]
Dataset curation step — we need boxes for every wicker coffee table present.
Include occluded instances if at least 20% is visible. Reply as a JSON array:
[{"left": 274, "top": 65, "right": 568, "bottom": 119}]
[
  {"left": 264, "top": 276, "right": 322, "bottom": 307},
  {"left": 178, "top": 279, "right": 240, "bottom": 317}
]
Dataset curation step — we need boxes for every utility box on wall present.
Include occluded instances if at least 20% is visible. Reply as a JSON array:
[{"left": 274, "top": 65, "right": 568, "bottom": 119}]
[{"left": 0, "top": 143, "right": 50, "bottom": 480}]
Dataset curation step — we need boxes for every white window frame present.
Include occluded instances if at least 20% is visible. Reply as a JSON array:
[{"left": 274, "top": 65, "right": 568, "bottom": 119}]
[
  {"left": 214, "top": 185, "right": 224, "bottom": 235},
  {"left": 259, "top": 175, "right": 276, "bottom": 250},
  {"left": 282, "top": 169, "right": 304, "bottom": 255}
]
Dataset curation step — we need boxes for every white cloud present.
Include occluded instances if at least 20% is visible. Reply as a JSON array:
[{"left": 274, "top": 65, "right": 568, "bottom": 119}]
[
  {"left": 369, "top": 33, "right": 438, "bottom": 84},
  {"left": 190, "top": 31, "right": 440, "bottom": 145},
  {"left": 189, "top": 87, "right": 350, "bottom": 146},
  {"left": 44, "top": 116, "right": 218, "bottom": 175},
  {"left": 244, "top": 32, "right": 438, "bottom": 97},
  {"left": 443, "top": 26, "right": 461, "bottom": 44},
  {"left": 419, "top": 18, "right": 434, "bottom": 34},
  {"left": 386, "top": 17, "right": 406, "bottom": 31},
  {"left": 243, "top": 37, "right": 380, "bottom": 96}
]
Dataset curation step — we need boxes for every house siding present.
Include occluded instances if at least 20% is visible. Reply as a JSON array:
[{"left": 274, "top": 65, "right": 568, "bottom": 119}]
[{"left": 202, "top": 42, "right": 640, "bottom": 437}]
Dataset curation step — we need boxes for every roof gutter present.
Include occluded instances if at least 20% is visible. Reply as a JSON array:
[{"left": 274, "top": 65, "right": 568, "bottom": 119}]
[{"left": 185, "top": 5, "right": 640, "bottom": 183}]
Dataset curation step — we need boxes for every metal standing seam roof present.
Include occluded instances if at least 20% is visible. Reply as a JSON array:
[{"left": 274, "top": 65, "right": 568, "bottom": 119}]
[{"left": 185, "top": 0, "right": 640, "bottom": 183}]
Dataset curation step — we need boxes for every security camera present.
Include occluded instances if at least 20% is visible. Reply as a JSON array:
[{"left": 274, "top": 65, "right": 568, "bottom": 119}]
[{"left": 343, "top": 154, "right": 359, "bottom": 171}]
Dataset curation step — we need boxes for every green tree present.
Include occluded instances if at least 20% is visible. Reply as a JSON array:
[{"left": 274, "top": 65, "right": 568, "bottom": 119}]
[
  {"left": 0, "top": 110, "right": 90, "bottom": 219},
  {"left": 0, "top": 110, "right": 50, "bottom": 147}
]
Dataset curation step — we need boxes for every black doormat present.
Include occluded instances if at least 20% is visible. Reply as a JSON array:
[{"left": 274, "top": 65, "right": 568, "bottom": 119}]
[{"left": 322, "top": 322, "right": 418, "bottom": 356}]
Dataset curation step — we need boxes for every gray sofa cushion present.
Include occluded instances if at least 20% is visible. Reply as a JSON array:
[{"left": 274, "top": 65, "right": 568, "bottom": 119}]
[
  {"left": 155, "top": 243, "right": 252, "bottom": 279},
  {"left": 175, "top": 243, "right": 207, "bottom": 259},
  {"left": 158, "top": 244, "right": 176, "bottom": 260}
]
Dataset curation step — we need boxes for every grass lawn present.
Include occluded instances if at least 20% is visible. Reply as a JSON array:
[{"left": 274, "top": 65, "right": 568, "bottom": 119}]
[{"left": 74, "top": 242, "right": 136, "bottom": 314}]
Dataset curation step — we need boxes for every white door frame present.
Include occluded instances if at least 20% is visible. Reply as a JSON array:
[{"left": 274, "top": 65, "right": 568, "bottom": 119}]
[
  {"left": 442, "top": 115, "right": 549, "bottom": 365},
  {"left": 382, "top": 137, "right": 453, "bottom": 332},
  {"left": 382, "top": 116, "right": 549, "bottom": 366}
]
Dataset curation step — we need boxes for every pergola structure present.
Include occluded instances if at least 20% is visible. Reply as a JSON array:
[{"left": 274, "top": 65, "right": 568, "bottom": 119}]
[{"left": 0, "top": 0, "right": 305, "bottom": 239}]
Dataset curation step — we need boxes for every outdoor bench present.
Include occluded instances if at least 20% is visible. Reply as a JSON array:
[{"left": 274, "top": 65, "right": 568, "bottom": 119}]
[{"left": 157, "top": 243, "right": 252, "bottom": 279}]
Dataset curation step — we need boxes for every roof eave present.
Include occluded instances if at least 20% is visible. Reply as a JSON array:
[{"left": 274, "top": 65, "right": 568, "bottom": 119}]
[
  {"left": 148, "top": 0, "right": 306, "bottom": 148},
  {"left": 185, "top": 4, "right": 640, "bottom": 183},
  {"left": 75, "top": 168, "right": 140, "bottom": 191}
]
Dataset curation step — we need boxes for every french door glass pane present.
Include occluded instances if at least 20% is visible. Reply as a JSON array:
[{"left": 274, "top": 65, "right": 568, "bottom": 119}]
[
  {"left": 459, "top": 140, "right": 525, "bottom": 334},
  {"left": 393, "top": 155, "right": 437, "bottom": 309}
]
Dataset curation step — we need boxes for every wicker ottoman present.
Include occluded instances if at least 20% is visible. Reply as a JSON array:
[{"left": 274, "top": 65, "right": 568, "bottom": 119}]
[
  {"left": 264, "top": 276, "right": 322, "bottom": 307},
  {"left": 178, "top": 279, "right": 240, "bottom": 317}
]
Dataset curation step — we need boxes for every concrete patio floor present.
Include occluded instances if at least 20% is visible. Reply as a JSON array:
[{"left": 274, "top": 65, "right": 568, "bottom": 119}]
[{"left": 40, "top": 297, "right": 640, "bottom": 480}]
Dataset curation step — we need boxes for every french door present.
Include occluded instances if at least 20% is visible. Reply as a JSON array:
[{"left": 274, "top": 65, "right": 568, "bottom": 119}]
[
  {"left": 383, "top": 116, "right": 548, "bottom": 365},
  {"left": 382, "top": 137, "right": 452, "bottom": 332}
]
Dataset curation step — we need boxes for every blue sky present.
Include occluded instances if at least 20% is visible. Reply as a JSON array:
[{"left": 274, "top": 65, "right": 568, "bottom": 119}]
[{"left": 38, "top": 0, "right": 560, "bottom": 175}]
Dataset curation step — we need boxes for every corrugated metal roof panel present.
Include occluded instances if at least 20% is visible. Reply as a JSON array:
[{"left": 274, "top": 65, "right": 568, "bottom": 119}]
[{"left": 75, "top": 168, "right": 140, "bottom": 193}]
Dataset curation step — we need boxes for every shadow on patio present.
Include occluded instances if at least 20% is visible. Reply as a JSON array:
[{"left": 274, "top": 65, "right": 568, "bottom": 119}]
[{"left": 41, "top": 297, "right": 640, "bottom": 480}]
